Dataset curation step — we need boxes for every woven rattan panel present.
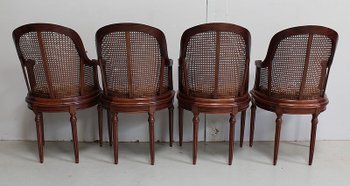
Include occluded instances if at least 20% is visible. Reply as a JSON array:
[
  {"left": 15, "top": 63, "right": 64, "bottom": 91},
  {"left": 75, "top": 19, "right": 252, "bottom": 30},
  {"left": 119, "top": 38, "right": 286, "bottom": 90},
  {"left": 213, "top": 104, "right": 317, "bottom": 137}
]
[
  {"left": 19, "top": 31, "right": 86, "bottom": 98},
  {"left": 162, "top": 64, "right": 169, "bottom": 93},
  {"left": 260, "top": 34, "right": 332, "bottom": 100},
  {"left": 184, "top": 31, "right": 247, "bottom": 98},
  {"left": 218, "top": 32, "right": 246, "bottom": 96},
  {"left": 304, "top": 34, "right": 332, "bottom": 99},
  {"left": 101, "top": 31, "right": 163, "bottom": 98},
  {"left": 84, "top": 64, "right": 96, "bottom": 93}
]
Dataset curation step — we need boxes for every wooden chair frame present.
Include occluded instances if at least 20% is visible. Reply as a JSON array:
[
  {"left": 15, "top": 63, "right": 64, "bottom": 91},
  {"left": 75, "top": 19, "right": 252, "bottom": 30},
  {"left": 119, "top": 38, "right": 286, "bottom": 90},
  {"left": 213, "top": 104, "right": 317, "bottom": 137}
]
[
  {"left": 178, "top": 23, "right": 251, "bottom": 165},
  {"left": 249, "top": 25, "right": 338, "bottom": 165},
  {"left": 13, "top": 23, "right": 101, "bottom": 163},
  {"left": 96, "top": 23, "right": 174, "bottom": 165}
]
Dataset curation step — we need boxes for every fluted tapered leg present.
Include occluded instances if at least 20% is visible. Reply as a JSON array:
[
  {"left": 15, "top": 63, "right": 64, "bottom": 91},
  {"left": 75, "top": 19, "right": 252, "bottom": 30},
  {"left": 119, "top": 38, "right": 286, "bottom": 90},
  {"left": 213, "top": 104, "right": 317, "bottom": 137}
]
[
  {"left": 98, "top": 105, "right": 103, "bottom": 146},
  {"left": 240, "top": 110, "right": 246, "bottom": 147},
  {"left": 249, "top": 103, "right": 257, "bottom": 147},
  {"left": 148, "top": 111, "right": 155, "bottom": 165},
  {"left": 107, "top": 109, "right": 112, "bottom": 146},
  {"left": 229, "top": 113, "right": 236, "bottom": 165},
  {"left": 192, "top": 112, "right": 199, "bottom": 165},
  {"left": 273, "top": 113, "right": 282, "bottom": 165},
  {"left": 169, "top": 105, "right": 174, "bottom": 147},
  {"left": 309, "top": 113, "right": 319, "bottom": 165},
  {"left": 179, "top": 107, "right": 184, "bottom": 146},
  {"left": 35, "top": 112, "right": 44, "bottom": 163},
  {"left": 112, "top": 112, "right": 118, "bottom": 164},
  {"left": 70, "top": 111, "right": 79, "bottom": 163},
  {"left": 39, "top": 114, "right": 44, "bottom": 146}
]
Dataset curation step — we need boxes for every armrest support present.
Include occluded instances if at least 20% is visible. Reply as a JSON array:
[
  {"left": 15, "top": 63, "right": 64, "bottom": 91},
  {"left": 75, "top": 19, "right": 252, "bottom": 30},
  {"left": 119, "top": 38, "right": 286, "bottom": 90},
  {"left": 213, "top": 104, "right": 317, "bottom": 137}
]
[
  {"left": 91, "top": 59, "right": 99, "bottom": 66},
  {"left": 168, "top": 59, "right": 173, "bottom": 67},
  {"left": 255, "top": 60, "right": 268, "bottom": 68},
  {"left": 255, "top": 60, "right": 263, "bottom": 68},
  {"left": 84, "top": 59, "right": 99, "bottom": 66}
]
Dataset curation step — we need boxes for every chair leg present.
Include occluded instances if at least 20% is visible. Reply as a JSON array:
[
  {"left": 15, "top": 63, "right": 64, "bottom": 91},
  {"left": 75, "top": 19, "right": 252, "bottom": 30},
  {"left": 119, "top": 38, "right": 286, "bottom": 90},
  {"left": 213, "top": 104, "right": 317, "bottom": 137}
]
[
  {"left": 309, "top": 113, "right": 319, "bottom": 165},
  {"left": 192, "top": 111, "right": 199, "bottom": 165},
  {"left": 69, "top": 111, "right": 79, "bottom": 163},
  {"left": 35, "top": 112, "right": 44, "bottom": 163},
  {"left": 148, "top": 111, "right": 155, "bottom": 165},
  {"left": 98, "top": 105, "right": 103, "bottom": 147},
  {"left": 107, "top": 109, "right": 112, "bottom": 146},
  {"left": 179, "top": 106, "right": 184, "bottom": 146},
  {"left": 112, "top": 112, "right": 118, "bottom": 164},
  {"left": 229, "top": 113, "right": 236, "bottom": 165},
  {"left": 168, "top": 105, "right": 174, "bottom": 147},
  {"left": 40, "top": 113, "right": 45, "bottom": 146},
  {"left": 273, "top": 113, "right": 282, "bottom": 165},
  {"left": 249, "top": 103, "right": 257, "bottom": 147},
  {"left": 240, "top": 110, "right": 246, "bottom": 147}
]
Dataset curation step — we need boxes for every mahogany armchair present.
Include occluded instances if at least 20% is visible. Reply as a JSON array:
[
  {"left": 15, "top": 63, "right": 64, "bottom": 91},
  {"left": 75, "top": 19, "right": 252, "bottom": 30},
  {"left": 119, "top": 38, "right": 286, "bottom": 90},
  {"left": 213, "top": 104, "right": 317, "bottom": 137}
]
[
  {"left": 13, "top": 23, "right": 101, "bottom": 163},
  {"left": 178, "top": 23, "right": 251, "bottom": 165},
  {"left": 249, "top": 25, "right": 338, "bottom": 165},
  {"left": 96, "top": 23, "right": 174, "bottom": 165}
]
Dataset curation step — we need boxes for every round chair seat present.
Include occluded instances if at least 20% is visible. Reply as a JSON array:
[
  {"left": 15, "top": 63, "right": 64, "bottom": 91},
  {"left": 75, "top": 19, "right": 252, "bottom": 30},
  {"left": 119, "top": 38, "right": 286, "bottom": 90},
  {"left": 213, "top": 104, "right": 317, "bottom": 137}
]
[
  {"left": 251, "top": 90, "right": 328, "bottom": 114},
  {"left": 177, "top": 92, "right": 250, "bottom": 114},
  {"left": 100, "top": 90, "right": 175, "bottom": 112},
  {"left": 26, "top": 90, "right": 100, "bottom": 112}
]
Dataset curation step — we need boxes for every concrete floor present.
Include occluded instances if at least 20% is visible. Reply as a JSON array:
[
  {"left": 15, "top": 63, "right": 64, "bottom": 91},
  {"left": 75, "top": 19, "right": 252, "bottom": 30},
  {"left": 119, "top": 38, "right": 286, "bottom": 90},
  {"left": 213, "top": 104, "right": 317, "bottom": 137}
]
[{"left": 0, "top": 141, "right": 349, "bottom": 186}]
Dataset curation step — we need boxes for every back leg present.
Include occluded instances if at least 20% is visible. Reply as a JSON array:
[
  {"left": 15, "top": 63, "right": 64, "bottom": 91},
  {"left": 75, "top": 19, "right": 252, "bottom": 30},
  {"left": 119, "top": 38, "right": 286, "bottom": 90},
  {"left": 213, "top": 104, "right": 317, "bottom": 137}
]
[
  {"left": 178, "top": 106, "right": 184, "bottom": 146},
  {"left": 249, "top": 103, "right": 256, "bottom": 147},
  {"left": 168, "top": 105, "right": 174, "bottom": 147},
  {"left": 240, "top": 110, "right": 246, "bottom": 147}
]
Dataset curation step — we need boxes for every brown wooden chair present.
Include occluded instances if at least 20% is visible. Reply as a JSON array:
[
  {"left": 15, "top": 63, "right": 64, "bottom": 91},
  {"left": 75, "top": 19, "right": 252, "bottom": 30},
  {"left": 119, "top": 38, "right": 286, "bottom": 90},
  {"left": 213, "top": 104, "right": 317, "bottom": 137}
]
[
  {"left": 13, "top": 23, "right": 101, "bottom": 163},
  {"left": 249, "top": 25, "right": 338, "bottom": 165},
  {"left": 96, "top": 23, "right": 175, "bottom": 165},
  {"left": 178, "top": 23, "right": 251, "bottom": 165}
]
